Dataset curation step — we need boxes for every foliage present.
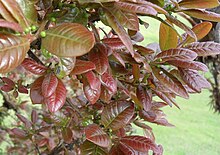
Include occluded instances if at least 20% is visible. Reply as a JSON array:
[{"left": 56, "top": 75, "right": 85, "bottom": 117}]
[{"left": 0, "top": 0, "right": 220, "bottom": 154}]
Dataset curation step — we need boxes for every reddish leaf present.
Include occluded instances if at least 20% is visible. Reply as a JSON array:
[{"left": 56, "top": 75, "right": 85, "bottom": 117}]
[
  {"left": 100, "top": 86, "right": 113, "bottom": 103},
  {"left": 182, "top": 9, "right": 220, "bottom": 22},
  {"left": 44, "top": 79, "right": 67, "bottom": 113},
  {"left": 101, "top": 101, "right": 134, "bottom": 131},
  {"left": 80, "top": 140, "right": 108, "bottom": 155},
  {"left": 62, "top": 127, "right": 73, "bottom": 144},
  {"left": 178, "top": 0, "right": 220, "bottom": 9},
  {"left": 102, "top": 38, "right": 126, "bottom": 50},
  {"left": 112, "top": 51, "right": 126, "bottom": 67},
  {"left": 70, "top": 59, "right": 96, "bottom": 75},
  {"left": 16, "top": 114, "right": 32, "bottom": 128},
  {"left": 101, "top": 72, "right": 117, "bottom": 94},
  {"left": 153, "top": 67, "right": 189, "bottom": 98},
  {"left": 30, "top": 76, "right": 44, "bottom": 104},
  {"left": 0, "top": 19, "right": 23, "bottom": 32},
  {"left": 1, "top": 77, "right": 15, "bottom": 87},
  {"left": 129, "top": 31, "right": 144, "bottom": 42},
  {"left": 154, "top": 48, "right": 198, "bottom": 63},
  {"left": 179, "top": 69, "right": 211, "bottom": 93},
  {"left": 136, "top": 85, "right": 152, "bottom": 111},
  {"left": 42, "top": 73, "right": 58, "bottom": 98},
  {"left": 139, "top": 110, "right": 157, "bottom": 122},
  {"left": 109, "top": 144, "right": 125, "bottom": 155},
  {"left": 167, "top": 59, "right": 209, "bottom": 72},
  {"left": 185, "top": 42, "right": 220, "bottom": 56},
  {"left": 31, "top": 110, "right": 38, "bottom": 124},
  {"left": 88, "top": 43, "right": 109, "bottom": 75},
  {"left": 11, "top": 128, "right": 27, "bottom": 138},
  {"left": 83, "top": 72, "right": 101, "bottom": 104},
  {"left": 21, "top": 58, "right": 48, "bottom": 75},
  {"left": 85, "top": 124, "right": 111, "bottom": 148},
  {"left": 18, "top": 85, "right": 28, "bottom": 94},
  {"left": 1, "top": 85, "right": 14, "bottom": 92},
  {"left": 119, "top": 136, "right": 159, "bottom": 153}
]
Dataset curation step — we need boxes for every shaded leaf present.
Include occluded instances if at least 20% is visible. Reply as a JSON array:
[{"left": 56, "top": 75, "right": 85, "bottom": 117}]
[
  {"left": 101, "top": 100, "right": 134, "bottom": 131},
  {"left": 41, "top": 23, "right": 95, "bottom": 57},
  {"left": 185, "top": 42, "right": 220, "bottom": 56},
  {"left": 31, "top": 110, "right": 38, "bottom": 124},
  {"left": 16, "top": 113, "right": 32, "bottom": 128},
  {"left": 62, "top": 127, "right": 73, "bottom": 144},
  {"left": 85, "top": 124, "right": 111, "bottom": 148},
  {"left": 136, "top": 85, "right": 152, "bottom": 111},
  {"left": 30, "top": 76, "right": 44, "bottom": 104},
  {"left": 0, "top": 19, "right": 23, "bottom": 32},
  {"left": 102, "top": 38, "right": 126, "bottom": 50},
  {"left": 11, "top": 128, "right": 27, "bottom": 139},
  {"left": 178, "top": 0, "right": 220, "bottom": 9},
  {"left": 80, "top": 140, "right": 108, "bottom": 155},
  {"left": 0, "top": 33, "right": 29, "bottom": 73},
  {"left": 101, "top": 72, "right": 117, "bottom": 93},
  {"left": 88, "top": 43, "right": 109, "bottom": 75},
  {"left": 21, "top": 58, "right": 48, "bottom": 75}
]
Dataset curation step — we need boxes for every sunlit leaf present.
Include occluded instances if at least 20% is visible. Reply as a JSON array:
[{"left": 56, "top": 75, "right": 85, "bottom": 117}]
[
  {"left": 71, "top": 59, "right": 96, "bottom": 75},
  {"left": 42, "top": 73, "right": 58, "bottom": 98},
  {"left": 0, "top": 19, "right": 23, "bottom": 32},
  {"left": 136, "top": 85, "right": 152, "bottom": 111},
  {"left": 178, "top": 0, "right": 220, "bottom": 9},
  {"left": 101, "top": 72, "right": 117, "bottom": 94}
]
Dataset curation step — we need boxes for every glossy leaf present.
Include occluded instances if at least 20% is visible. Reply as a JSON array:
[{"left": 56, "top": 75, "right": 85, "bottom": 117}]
[
  {"left": 0, "top": 33, "right": 29, "bottom": 73},
  {"left": 42, "top": 73, "right": 58, "bottom": 98},
  {"left": 80, "top": 140, "right": 108, "bottom": 155},
  {"left": 21, "top": 58, "right": 48, "bottom": 75},
  {"left": 153, "top": 90, "right": 176, "bottom": 107},
  {"left": 178, "top": 0, "right": 220, "bottom": 9},
  {"left": 30, "top": 76, "right": 44, "bottom": 104},
  {"left": 159, "top": 20, "right": 178, "bottom": 51},
  {"left": 88, "top": 43, "right": 109, "bottom": 75},
  {"left": 44, "top": 78, "right": 67, "bottom": 113},
  {"left": 101, "top": 101, "right": 134, "bottom": 131},
  {"left": 185, "top": 42, "right": 220, "bottom": 56},
  {"left": 154, "top": 48, "right": 197, "bottom": 63},
  {"left": 0, "top": 19, "right": 23, "bottom": 32},
  {"left": 41, "top": 23, "right": 95, "bottom": 57},
  {"left": 71, "top": 59, "right": 96, "bottom": 75},
  {"left": 136, "top": 85, "right": 152, "bottom": 111},
  {"left": 101, "top": 72, "right": 117, "bottom": 94},
  {"left": 153, "top": 67, "right": 189, "bottom": 98},
  {"left": 102, "top": 38, "right": 126, "bottom": 50},
  {"left": 182, "top": 9, "right": 220, "bottom": 22},
  {"left": 180, "top": 69, "right": 211, "bottom": 93},
  {"left": 104, "top": 10, "right": 134, "bottom": 56},
  {"left": 85, "top": 124, "right": 111, "bottom": 148}
]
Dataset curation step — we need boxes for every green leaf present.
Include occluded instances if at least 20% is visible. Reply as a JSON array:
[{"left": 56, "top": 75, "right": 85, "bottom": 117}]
[
  {"left": 178, "top": 0, "right": 220, "bottom": 9},
  {"left": 41, "top": 23, "right": 95, "bottom": 57},
  {"left": 0, "top": 33, "right": 29, "bottom": 73},
  {"left": 101, "top": 100, "right": 134, "bottom": 131}
]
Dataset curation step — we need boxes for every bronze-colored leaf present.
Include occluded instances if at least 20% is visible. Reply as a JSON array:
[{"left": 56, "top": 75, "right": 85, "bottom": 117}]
[
  {"left": 0, "top": 19, "right": 23, "bottom": 32},
  {"left": 71, "top": 59, "right": 96, "bottom": 75},
  {"left": 0, "top": 33, "right": 29, "bottom": 73},
  {"left": 80, "top": 140, "right": 108, "bottom": 155},
  {"left": 178, "top": 0, "right": 220, "bottom": 9}
]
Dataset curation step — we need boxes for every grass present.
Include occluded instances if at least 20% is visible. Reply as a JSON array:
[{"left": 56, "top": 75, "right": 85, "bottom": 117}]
[{"left": 134, "top": 90, "right": 220, "bottom": 155}]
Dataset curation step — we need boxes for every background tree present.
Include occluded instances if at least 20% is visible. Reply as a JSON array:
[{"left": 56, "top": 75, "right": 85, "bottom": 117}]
[{"left": 1, "top": 0, "right": 220, "bottom": 154}]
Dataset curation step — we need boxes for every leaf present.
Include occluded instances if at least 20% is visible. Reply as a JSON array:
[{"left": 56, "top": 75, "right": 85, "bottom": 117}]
[
  {"left": 109, "top": 144, "right": 125, "bottom": 155},
  {"left": 167, "top": 59, "right": 209, "bottom": 72},
  {"left": 0, "top": 33, "right": 29, "bottom": 73},
  {"left": 159, "top": 20, "right": 178, "bottom": 51},
  {"left": 85, "top": 124, "right": 111, "bottom": 148},
  {"left": 62, "top": 127, "right": 73, "bottom": 144},
  {"left": 101, "top": 100, "right": 134, "bottom": 131},
  {"left": 80, "top": 140, "right": 108, "bottom": 155},
  {"left": 119, "top": 136, "right": 159, "bottom": 153},
  {"left": 136, "top": 85, "right": 152, "bottom": 111},
  {"left": 179, "top": 69, "right": 211, "bottom": 93},
  {"left": 60, "top": 57, "right": 76, "bottom": 76},
  {"left": 104, "top": 10, "right": 134, "bottom": 56},
  {"left": 183, "top": 22, "right": 212, "bottom": 45},
  {"left": 44, "top": 78, "right": 67, "bottom": 113},
  {"left": 0, "top": 0, "right": 29, "bottom": 28},
  {"left": 178, "top": 0, "right": 220, "bottom": 9},
  {"left": 115, "top": 2, "right": 157, "bottom": 16},
  {"left": 83, "top": 71, "right": 101, "bottom": 104},
  {"left": 101, "top": 72, "right": 117, "bottom": 94},
  {"left": 110, "top": 7, "right": 139, "bottom": 31},
  {"left": 153, "top": 90, "right": 176, "bottom": 107},
  {"left": 88, "top": 43, "right": 109, "bottom": 75},
  {"left": 154, "top": 48, "right": 197, "bottom": 63},
  {"left": 31, "top": 110, "right": 38, "bottom": 124},
  {"left": 1, "top": 77, "right": 15, "bottom": 87},
  {"left": 11, "top": 128, "right": 27, "bottom": 139},
  {"left": 71, "top": 59, "right": 96, "bottom": 75},
  {"left": 21, "top": 58, "right": 48, "bottom": 75},
  {"left": 166, "top": 14, "right": 197, "bottom": 40},
  {"left": 152, "top": 67, "right": 189, "bottom": 98},
  {"left": 0, "top": 19, "right": 23, "bottom": 32},
  {"left": 16, "top": 114, "right": 32, "bottom": 128},
  {"left": 42, "top": 73, "right": 58, "bottom": 98},
  {"left": 182, "top": 9, "right": 220, "bottom": 22},
  {"left": 100, "top": 86, "right": 113, "bottom": 103},
  {"left": 30, "top": 76, "right": 44, "bottom": 104},
  {"left": 139, "top": 110, "right": 157, "bottom": 122},
  {"left": 185, "top": 42, "right": 220, "bottom": 56},
  {"left": 102, "top": 38, "right": 126, "bottom": 50},
  {"left": 41, "top": 23, "right": 95, "bottom": 57},
  {"left": 78, "top": 0, "right": 117, "bottom": 4}
]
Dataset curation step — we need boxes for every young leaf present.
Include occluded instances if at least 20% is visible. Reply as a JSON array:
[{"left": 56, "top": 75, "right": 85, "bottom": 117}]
[
  {"left": 10, "top": 128, "right": 27, "bottom": 139},
  {"left": 101, "top": 72, "right": 117, "bottom": 94},
  {"left": 154, "top": 48, "right": 198, "bottom": 63},
  {"left": 70, "top": 59, "right": 96, "bottom": 75},
  {"left": 85, "top": 124, "right": 111, "bottom": 148},
  {"left": 80, "top": 140, "right": 108, "bottom": 155},
  {"left": 30, "top": 76, "right": 44, "bottom": 104},
  {"left": 178, "top": 0, "right": 220, "bottom": 9},
  {"left": 44, "top": 79, "right": 67, "bottom": 113},
  {"left": 159, "top": 20, "right": 178, "bottom": 51},
  {"left": 136, "top": 85, "right": 152, "bottom": 111},
  {"left": 16, "top": 114, "right": 32, "bottom": 129},
  {"left": 31, "top": 110, "right": 38, "bottom": 124},
  {"left": 21, "top": 58, "right": 48, "bottom": 75},
  {"left": 88, "top": 43, "right": 109, "bottom": 75},
  {"left": 62, "top": 127, "right": 73, "bottom": 144},
  {"left": 42, "top": 73, "right": 58, "bottom": 98},
  {"left": 185, "top": 42, "right": 220, "bottom": 56},
  {"left": 102, "top": 38, "right": 126, "bottom": 50},
  {"left": 101, "top": 100, "right": 134, "bottom": 131},
  {"left": 0, "top": 33, "right": 29, "bottom": 73},
  {"left": 41, "top": 23, "right": 95, "bottom": 57},
  {"left": 0, "top": 19, "right": 23, "bottom": 32}
]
